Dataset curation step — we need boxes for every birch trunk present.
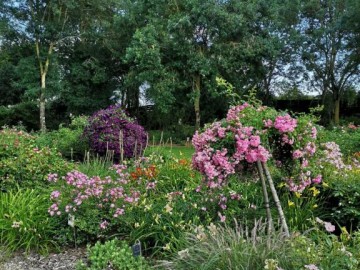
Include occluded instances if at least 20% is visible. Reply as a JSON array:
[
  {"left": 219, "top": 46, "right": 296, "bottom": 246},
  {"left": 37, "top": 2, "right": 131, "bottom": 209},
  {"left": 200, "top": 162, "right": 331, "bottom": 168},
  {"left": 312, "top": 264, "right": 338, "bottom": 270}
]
[{"left": 40, "top": 73, "right": 46, "bottom": 132}]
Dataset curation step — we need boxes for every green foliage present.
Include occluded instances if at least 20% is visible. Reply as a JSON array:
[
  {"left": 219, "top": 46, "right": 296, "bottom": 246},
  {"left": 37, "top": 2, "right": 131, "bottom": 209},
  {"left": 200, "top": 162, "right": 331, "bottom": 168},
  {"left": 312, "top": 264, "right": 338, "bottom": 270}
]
[
  {"left": 318, "top": 126, "right": 360, "bottom": 157},
  {"left": 291, "top": 228, "right": 360, "bottom": 270},
  {"left": 147, "top": 125, "right": 195, "bottom": 145},
  {"left": 76, "top": 239, "right": 151, "bottom": 270},
  {"left": 281, "top": 188, "right": 322, "bottom": 231},
  {"left": 159, "top": 221, "right": 360, "bottom": 270},
  {"left": 0, "top": 128, "right": 73, "bottom": 190},
  {"left": 320, "top": 169, "right": 360, "bottom": 231},
  {"left": 36, "top": 115, "right": 89, "bottom": 160},
  {"left": 0, "top": 102, "right": 39, "bottom": 131},
  {"left": 0, "top": 189, "right": 58, "bottom": 254}
]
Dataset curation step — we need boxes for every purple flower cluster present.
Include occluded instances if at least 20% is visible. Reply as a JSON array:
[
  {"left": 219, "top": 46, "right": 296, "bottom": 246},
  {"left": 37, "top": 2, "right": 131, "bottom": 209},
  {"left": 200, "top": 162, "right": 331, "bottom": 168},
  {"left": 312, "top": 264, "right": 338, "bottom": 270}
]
[{"left": 83, "top": 104, "right": 148, "bottom": 159}]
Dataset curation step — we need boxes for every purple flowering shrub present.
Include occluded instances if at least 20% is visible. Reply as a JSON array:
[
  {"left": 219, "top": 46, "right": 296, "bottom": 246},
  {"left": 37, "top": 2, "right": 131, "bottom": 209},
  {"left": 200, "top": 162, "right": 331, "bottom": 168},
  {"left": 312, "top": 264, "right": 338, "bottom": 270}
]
[
  {"left": 83, "top": 105, "right": 147, "bottom": 159},
  {"left": 192, "top": 102, "right": 322, "bottom": 193}
]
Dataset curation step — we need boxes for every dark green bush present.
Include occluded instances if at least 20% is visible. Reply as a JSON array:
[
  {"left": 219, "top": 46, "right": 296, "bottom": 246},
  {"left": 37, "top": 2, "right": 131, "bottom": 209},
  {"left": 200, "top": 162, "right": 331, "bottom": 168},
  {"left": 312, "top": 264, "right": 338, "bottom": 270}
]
[
  {"left": 0, "top": 102, "right": 38, "bottom": 131},
  {"left": 0, "top": 101, "right": 71, "bottom": 132}
]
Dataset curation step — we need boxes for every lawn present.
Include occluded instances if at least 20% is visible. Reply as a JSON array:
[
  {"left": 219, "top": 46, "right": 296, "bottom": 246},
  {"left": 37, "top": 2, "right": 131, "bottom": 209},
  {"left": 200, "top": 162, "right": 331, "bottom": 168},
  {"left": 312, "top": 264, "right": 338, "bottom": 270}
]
[{"left": 145, "top": 145, "right": 194, "bottom": 160}]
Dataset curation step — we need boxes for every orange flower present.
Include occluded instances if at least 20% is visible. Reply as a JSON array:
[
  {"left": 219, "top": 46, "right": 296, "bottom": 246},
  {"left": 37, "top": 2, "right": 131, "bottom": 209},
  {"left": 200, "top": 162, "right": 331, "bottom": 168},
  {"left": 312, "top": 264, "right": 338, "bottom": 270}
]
[
  {"left": 179, "top": 159, "right": 189, "bottom": 166},
  {"left": 131, "top": 172, "right": 139, "bottom": 180}
]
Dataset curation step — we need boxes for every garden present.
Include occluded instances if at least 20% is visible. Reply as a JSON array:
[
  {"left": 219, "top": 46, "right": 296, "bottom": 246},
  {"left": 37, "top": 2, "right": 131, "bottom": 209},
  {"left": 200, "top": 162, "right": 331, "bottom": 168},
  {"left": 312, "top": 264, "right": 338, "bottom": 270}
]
[{"left": 1, "top": 99, "right": 360, "bottom": 270}]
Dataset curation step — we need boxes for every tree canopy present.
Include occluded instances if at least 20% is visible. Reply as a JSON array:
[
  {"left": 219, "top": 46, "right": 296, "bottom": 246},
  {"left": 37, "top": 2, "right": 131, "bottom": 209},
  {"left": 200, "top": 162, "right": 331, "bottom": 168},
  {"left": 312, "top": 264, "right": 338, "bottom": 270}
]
[{"left": 0, "top": 0, "right": 359, "bottom": 130}]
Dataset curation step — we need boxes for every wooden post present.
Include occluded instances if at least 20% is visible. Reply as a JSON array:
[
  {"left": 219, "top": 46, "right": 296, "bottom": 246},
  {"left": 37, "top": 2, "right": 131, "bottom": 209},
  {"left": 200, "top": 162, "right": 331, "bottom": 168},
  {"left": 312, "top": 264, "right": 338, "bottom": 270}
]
[
  {"left": 261, "top": 162, "right": 290, "bottom": 237},
  {"left": 256, "top": 160, "right": 273, "bottom": 234}
]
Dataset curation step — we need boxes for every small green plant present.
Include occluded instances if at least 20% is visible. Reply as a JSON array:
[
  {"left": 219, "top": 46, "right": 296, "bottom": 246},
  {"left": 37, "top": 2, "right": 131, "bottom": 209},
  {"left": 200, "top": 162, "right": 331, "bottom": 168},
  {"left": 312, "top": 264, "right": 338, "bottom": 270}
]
[
  {"left": 76, "top": 239, "right": 151, "bottom": 270},
  {"left": 0, "top": 189, "right": 58, "bottom": 254}
]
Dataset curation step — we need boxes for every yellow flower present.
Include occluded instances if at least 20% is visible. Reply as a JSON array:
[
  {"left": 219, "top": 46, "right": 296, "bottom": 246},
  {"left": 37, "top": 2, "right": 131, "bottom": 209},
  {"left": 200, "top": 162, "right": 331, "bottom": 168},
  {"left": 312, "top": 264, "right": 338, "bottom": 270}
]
[
  {"left": 295, "top": 192, "right": 302, "bottom": 198},
  {"left": 154, "top": 214, "right": 161, "bottom": 224},
  {"left": 312, "top": 204, "right": 318, "bottom": 208},
  {"left": 309, "top": 186, "right": 320, "bottom": 197},
  {"left": 340, "top": 226, "right": 350, "bottom": 242},
  {"left": 163, "top": 243, "right": 171, "bottom": 250},
  {"left": 322, "top": 182, "right": 329, "bottom": 188},
  {"left": 288, "top": 200, "right": 295, "bottom": 207},
  {"left": 164, "top": 204, "right": 173, "bottom": 214},
  {"left": 278, "top": 182, "right": 286, "bottom": 188},
  {"left": 144, "top": 204, "right": 152, "bottom": 211}
]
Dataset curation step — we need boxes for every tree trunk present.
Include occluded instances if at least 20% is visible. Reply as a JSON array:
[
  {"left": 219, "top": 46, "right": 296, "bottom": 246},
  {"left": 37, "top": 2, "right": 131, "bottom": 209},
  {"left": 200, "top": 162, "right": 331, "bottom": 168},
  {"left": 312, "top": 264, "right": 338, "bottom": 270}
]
[
  {"left": 40, "top": 72, "right": 46, "bottom": 132},
  {"left": 194, "top": 74, "right": 201, "bottom": 130},
  {"left": 334, "top": 98, "right": 340, "bottom": 125},
  {"left": 35, "top": 41, "right": 53, "bottom": 133}
]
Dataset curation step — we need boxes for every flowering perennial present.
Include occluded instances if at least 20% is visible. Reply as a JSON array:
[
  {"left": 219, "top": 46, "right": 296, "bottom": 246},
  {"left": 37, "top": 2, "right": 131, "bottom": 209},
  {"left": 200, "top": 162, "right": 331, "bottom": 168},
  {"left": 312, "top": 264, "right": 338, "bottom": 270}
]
[
  {"left": 48, "top": 164, "right": 157, "bottom": 229},
  {"left": 192, "top": 103, "right": 321, "bottom": 192}
]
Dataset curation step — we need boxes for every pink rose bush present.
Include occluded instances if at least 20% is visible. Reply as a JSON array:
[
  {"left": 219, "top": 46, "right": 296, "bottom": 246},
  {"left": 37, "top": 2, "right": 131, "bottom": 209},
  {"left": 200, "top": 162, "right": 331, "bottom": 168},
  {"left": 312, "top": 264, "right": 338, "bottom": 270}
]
[{"left": 192, "top": 103, "right": 322, "bottom": 193}]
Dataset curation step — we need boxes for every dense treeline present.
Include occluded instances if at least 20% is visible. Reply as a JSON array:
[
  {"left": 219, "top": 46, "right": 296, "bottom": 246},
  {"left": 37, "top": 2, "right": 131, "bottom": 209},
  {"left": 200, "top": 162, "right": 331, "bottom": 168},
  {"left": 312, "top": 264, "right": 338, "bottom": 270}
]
[{"left": 0, "top": 0, "right": 359, "bottom": 131}]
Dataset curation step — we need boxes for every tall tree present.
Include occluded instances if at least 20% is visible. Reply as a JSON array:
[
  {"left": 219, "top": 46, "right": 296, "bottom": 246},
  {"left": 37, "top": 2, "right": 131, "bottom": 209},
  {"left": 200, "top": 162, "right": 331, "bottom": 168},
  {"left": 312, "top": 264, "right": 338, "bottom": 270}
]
[
  {"left": 123, "top": 0, "right": 276, "bottom": 130},
  {"left": 296, "top": 0, "right": 360, "bottom": 124},
  {"left": 2, "top": 0, "right": 116, "bottom": 131}
]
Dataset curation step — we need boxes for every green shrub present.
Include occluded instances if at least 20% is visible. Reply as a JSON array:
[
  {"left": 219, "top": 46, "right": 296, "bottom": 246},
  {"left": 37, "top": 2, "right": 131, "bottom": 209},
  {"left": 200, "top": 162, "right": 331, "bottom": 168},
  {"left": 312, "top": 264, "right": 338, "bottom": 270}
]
[
  {"left": 0, "top": 189, "right": 58, "bottom": 254},
  {"left": 36, "top": 115, "right": 89, "bottom": 160},
  {"left": 0, "top": 128, "right": 73, "bottom": 190},
  {"left": 76, "top": 239, "right": 151, "bottom": 270}
]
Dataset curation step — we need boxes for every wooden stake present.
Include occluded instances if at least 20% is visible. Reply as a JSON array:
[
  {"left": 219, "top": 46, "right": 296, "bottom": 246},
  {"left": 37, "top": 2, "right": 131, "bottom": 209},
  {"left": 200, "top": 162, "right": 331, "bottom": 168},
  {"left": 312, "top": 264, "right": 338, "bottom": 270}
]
[
  {"left": 256, "top": 160, "right": 273, "bottom": 234},
  {"left": 261, "top": 162, "right": 290, "bottom": 237}
]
